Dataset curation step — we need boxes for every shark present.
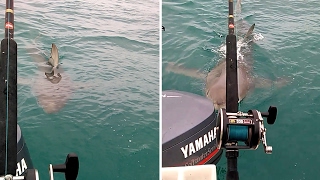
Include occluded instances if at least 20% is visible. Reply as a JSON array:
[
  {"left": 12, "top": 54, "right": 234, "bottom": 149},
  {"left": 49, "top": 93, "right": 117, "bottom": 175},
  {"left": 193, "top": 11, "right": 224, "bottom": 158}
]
[
  {"left": 19, "top": 43, "right": 73, "bottom": 114},
  {"left": 165, "top": 0, "right": 287, "bottom": 110}
]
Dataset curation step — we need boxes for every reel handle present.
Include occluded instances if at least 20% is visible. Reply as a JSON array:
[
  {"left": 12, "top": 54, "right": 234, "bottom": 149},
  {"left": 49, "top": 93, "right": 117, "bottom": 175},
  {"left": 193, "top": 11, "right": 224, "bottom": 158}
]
[
  {"left": 261, "top": 106, "right": 277, "bottom": 125},
  {"left": 50, "top": 153, "right": 79, "bottom": 180}
]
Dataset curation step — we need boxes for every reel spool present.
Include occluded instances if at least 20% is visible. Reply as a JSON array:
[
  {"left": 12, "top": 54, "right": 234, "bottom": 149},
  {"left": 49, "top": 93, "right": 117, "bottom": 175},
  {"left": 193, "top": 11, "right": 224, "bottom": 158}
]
[{"left": 216, "top": 106, "right": 277, "bottom": 154}]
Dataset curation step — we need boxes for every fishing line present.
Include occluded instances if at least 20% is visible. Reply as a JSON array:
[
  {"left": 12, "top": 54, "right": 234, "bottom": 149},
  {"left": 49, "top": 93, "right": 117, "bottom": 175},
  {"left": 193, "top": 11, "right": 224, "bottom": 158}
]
[{"left": 5, "top": 0, "right": 12, "bottom": 175}]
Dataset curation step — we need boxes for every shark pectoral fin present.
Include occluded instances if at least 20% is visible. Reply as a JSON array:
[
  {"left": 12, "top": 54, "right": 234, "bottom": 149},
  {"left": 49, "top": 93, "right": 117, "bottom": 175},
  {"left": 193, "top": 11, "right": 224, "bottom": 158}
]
[
  {"left": 26, "top": 46, "right": 48, "bottom": 63},
  {"left": 273, "top": 76, "right": 291, "bottom": 88},
  {"left": 254, "top": 76, "right": 291, "bottom": 88},
  {"left": 165, "top": 62, "right": 206, "bottom": 79},
  {"left": 254, "top": 77, "right": 273, "bottom": 88},
  {"left": 38, "top": 65, "right": 53, "bottom": 73},
  {"left": 29, "top": 53, "right": 47, "bottom": 64}
]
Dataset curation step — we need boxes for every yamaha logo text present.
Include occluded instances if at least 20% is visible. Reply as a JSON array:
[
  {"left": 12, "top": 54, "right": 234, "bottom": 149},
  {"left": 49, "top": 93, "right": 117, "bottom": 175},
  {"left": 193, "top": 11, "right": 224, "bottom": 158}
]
[{"left": 180, "top": 127, "right": 217, "bottom": 158}]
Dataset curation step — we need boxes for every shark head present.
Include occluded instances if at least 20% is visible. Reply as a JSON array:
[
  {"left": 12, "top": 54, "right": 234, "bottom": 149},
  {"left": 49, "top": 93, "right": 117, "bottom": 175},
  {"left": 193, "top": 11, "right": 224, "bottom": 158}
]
[
  {"left": 45, "top": 72, "right": 62, "bottom": 84},
  {"left": 213, "top": 101, "right": 226, "bottom": 111},
  {"left": 206, "top": 83, "right": 227, "bottom": 110}
]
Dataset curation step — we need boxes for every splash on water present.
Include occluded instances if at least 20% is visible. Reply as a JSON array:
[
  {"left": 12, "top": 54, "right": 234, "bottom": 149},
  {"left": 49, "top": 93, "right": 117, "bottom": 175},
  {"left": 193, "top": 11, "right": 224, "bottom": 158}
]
[
  {"left": 253, "top": 32, "right": 264, "bottom": 41},
  {"left": 214, "top": 32, "right": 264, "bottom": 61}
]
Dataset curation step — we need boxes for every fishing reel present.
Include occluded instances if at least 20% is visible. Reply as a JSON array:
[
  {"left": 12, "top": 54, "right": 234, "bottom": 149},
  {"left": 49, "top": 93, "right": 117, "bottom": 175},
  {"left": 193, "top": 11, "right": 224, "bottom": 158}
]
[
  {"left": 0, "top": 153, "right": 79, "bottom": 180},
  {"left": 216, "top": 106, "right": 277, "bottom": 153}
]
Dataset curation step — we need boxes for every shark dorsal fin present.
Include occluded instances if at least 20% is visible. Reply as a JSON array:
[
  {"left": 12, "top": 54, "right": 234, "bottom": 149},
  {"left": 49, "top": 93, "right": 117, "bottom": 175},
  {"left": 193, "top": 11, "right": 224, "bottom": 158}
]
[
  {"left": 244, "top": 23, "right": 255, "bottom": 41},
  {"left": 235, "top": 0, "right": 242, "bottom": 16}
]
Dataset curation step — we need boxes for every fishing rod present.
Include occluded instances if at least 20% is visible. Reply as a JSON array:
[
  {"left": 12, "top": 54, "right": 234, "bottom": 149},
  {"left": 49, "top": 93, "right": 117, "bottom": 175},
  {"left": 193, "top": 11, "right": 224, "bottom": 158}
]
[
  {"left": 215, "top": 0, "right": 278, "bottom": 180},
  {"left": 225, "top": 0, "right": 238, "bottom": 113},
  {"left": 0, "top": 0, "right": 18, "bottom": 176},
  {"left": 225, "top": 0, "right": 240, "bottom": 179},
  {"left": 0, "top": 0, "right": 79, "bottom": 179}
]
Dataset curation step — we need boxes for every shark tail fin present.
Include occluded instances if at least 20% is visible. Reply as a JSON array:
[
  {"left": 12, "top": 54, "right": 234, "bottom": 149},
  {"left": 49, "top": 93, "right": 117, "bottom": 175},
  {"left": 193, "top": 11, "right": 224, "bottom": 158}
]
[{"left": 244, "top": 23, "right": 255, "bottom": 41}]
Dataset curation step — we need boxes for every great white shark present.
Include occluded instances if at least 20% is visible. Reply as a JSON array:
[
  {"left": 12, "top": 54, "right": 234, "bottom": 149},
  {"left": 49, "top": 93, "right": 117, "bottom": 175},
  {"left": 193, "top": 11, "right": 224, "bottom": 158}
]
[
  {"left": 165, "top": 0, "right": 287, "bottom": 110},
  {"left": 44, "top": 43, "right": 61, "bottom": 83},
  {"left": 19, "top": 42, "right": 74, "bottom": 114}
]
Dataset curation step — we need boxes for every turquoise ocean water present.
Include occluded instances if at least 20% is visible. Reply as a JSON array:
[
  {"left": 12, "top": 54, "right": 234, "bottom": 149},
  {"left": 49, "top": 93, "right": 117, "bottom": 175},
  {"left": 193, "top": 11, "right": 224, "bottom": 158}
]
[
  {"left": 1, "top": 0, "right": 159, "bottom": 179},
  {"left": 163, "top": 0, "right": 320, "bottom": 179}
]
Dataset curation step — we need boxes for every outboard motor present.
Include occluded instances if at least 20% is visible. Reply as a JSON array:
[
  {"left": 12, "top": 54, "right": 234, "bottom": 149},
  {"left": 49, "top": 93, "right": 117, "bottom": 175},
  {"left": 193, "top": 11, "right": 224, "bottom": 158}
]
[
  {"left": 162, "top": 90, "right": 223, "bottom": 167},
  {"left": 17, "top": 125, "right": 33, "bottom": 176}
]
